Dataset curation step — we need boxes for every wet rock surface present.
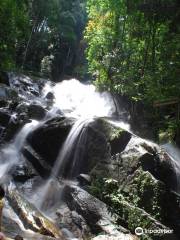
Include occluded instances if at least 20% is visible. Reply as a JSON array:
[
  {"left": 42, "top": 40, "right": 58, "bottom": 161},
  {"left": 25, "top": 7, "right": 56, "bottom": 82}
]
[
  {"left": 64, "top": 184, "right": 135, "bottom": 239},
  {"left": 7, "top": 189, "right": 62, "bottom": 238},
  {"left": 27, "top": 116, "right": 74, "bottom": 165},
  {"left": 0, "top": 72, "right": 180, "bottom": 240},
  {"left": 90, "top": 123, "right": 180, "bottom": 239}
]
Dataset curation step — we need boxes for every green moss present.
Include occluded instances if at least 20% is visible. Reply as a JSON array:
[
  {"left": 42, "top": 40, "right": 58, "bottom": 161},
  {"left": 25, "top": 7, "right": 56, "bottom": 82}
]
[
  {"left": 89, "top": 173, "right": 167, "bottom": 238},
  {"left": 110, "top": 128, "right": 124, "bottom": 141},
  {"left": 94, "top": 118, "right": 126, "bottom": 141},
  {"left": 123, "top": 169, "right": 165, "bottom": 221}
]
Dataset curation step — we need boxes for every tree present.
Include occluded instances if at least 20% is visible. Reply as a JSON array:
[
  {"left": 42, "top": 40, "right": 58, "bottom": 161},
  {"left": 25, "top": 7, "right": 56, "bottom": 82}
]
[
  {"left": 0, "top": 0, "right": 29, "bottom": 70},
  {"left": 85, "top": 0, "right": 180, "bottom": 103},
  {"left": 0, "top": 0, "right": 87, "bottom": 80},
  {"left": 21, "top": 0, "right": 87, "bottom": 80}
]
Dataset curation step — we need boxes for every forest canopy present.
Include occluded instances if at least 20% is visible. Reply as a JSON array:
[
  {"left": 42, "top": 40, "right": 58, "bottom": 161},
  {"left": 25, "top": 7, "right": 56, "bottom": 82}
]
[
  {"left": 0, "top": 0, "right": 179, "bottom": 104},
  {"left": 85, "top": 0, "right": 180, "bottom": 103},
  {"left": 0, "top": 0, "right": 86, "bottom": 80}
]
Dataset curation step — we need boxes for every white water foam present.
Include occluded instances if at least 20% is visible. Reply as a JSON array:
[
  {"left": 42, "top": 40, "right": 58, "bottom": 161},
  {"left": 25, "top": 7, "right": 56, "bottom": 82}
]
[
  {"left": 43, "top": 79, "right": 116, "bottom": 118},
  {"left": 162, "top": 143, "right": 180, "bottom": 193},
  {"left": 0, "top": 120, "right": 39, "bottom": 183}
]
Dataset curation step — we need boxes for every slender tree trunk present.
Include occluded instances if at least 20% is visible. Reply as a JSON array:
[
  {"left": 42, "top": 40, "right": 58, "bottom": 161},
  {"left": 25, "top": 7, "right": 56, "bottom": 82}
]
[
  {"left": 151, "top": 18, "right": 156, "bottom": 71},
  {"left": 141, "top": 26, "right": 152, "bottom": 77},
  {"left": 21, "top": 22, "right": 36, "bottom": 70}
]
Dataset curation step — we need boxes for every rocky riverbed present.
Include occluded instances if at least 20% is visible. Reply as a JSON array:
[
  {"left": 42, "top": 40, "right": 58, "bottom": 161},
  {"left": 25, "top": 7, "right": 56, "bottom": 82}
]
[{"left": 0, "top": 72, "right": 179, "bottom": 240}]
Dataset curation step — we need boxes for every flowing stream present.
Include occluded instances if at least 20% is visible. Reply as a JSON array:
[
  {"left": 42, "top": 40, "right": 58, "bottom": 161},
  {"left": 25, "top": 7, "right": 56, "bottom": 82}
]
[
  {"left": 0, "top": 120, "right": 39, "bottom": 184},
  {"left": 37, "top": 79, "right": 121, "bottom": 210},
  {"left": 0, "top": 78, "right": 124, "bottom": 216},
  {"left": 1, "top": 76, "right": 180, "bottom": 239},
  {"left": 162, "top": 143, "right": 180, "bottom": 193}
]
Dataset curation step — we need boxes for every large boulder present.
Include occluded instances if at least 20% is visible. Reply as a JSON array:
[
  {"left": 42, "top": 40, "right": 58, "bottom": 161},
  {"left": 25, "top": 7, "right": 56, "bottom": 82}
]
[
  {"left": 0, "top": 84, "right": 19, "bottom": 102},
  {"left": 27, "top": 116, "right": 74, "bottom": 166},
  {"left": 64, "top": 184, "right": 135, "bottom": 240},
  {"left": 90, "top": 121, "right": 180, "bottom": 238},
  {"left": 26, "top": 117, "right": 110, "bottom": 178},
  {"left": 8, "top": 72, "right": 41, "bottom": 99},
  {"left": 28, "top": 103, "right": 47, "bottom": 120}
]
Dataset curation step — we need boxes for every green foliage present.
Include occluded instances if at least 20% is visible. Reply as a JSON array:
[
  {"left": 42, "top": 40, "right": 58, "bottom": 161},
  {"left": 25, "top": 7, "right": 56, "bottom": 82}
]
[
  {"left": 159, "top": 119, "right": 180, "bottom": 143},
  {"left": 29, "top": 0, "right": 87, "bottom": 79},
  {"left": 0, "top": 0, "right": 29, "bottom": 70},
  {"left": 85, "top": 0, "right": 180, "bottom": 103},
  {"left": 110, "top": 128, "right": 124, "bottom": 141},
  {"left": 89, "top": 172, "right": 166, "bottom": 235},
  {"left": 0, "top": 0, "right": 87, "bottom": 79},
  {"left": 125, "top": 169, "right": 164, "bottom": 221}
]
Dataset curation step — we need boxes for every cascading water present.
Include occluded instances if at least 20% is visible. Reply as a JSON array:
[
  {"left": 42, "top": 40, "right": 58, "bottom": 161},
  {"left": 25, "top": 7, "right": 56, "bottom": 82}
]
[
  {"left": 38, "top": 119, "right": 92, "bottom": 210},
  {"left": 0, "top": 120, "right": 39, "bottom": 183},
  {"left": 162, "top": 143, "right": 180, "bottom": 193},
  {"left": 52, "top": 118, "right": 92, "bottom": 179},
  {"left": 36, "top": 79, "right": 126, "bottom": 211},
  {"left": 1, "top": 77, "right": 129, "bottom": 214},
  {"left": 2, "top": 74, "right": 180, "bottom": 240},
  {"left": 43, "top": 79, "right": 117, "bottom": 118}
]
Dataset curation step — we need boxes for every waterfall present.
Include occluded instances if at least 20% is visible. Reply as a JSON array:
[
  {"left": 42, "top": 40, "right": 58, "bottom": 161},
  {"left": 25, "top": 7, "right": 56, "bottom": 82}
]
[
  {"left": 38, "top": 118, "right": 92, "bottom": 210},
  {"left": 43, "top": 79, "right": 117, "bottom": 118},
  {"left": 0, "top": 120, "right": 39, "bottom": 183},
  {"left": 1, "top": 77, "right": 129, "bottom": 212},
  {"left": 162, "top": 143, "right": 180, "bottom": 193},
  {"left": 37, "top": 79, "right": 131, "bottom": 210},
  {"left": 52, "top": 118, "right": 92, "bottom": 179}
]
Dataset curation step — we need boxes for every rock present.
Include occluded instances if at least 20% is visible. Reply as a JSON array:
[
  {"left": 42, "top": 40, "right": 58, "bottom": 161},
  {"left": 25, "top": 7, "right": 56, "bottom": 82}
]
[
  {"left": 0, "top": 71, "right": 10, "bottom": 86},
  {"left": 0, "top": 85, "right": 19, "bottom": 102},
  {"left": 92, "top": 129, "right": 178, "bottom": 192},
  {"left": 56, "top": 205, "right": 91, "bottom": 239},
  {"left": 0, "top": 126, "right": 5, "bottom": 144},
  {"left": 110, "top": 129, "right": 131, "bottom": 155},
  {"left": 77, "top": 174, "right": 91, "bottom": 186},
  {"left": 91, "top": 135, "right": 148, "bottom": 180},
  {"left": 27, "top": 117, "right": 110, "bottom": 177},
  {"left": 3, "top": 118, "right": 26, "bottom": 143},
  {"left": 46, "top": 92, "right": 54, "bottom": 100},
  {"left": 64, "top": 184, "right": 111, "bottom": 228},
  {"left": 60, "top": 119, "right": 110, "bottom": 178},
  {"left": 104, "top": 191, "right": 175, "bottom": 239},
  {"left": 0, "top": 100, "right": 7, "bottom": 108},
  {"left": 119, "top": 169, "right": 180, "bottom": 235},
  {"left": 8, "top": 72, "right": 40, "bottom": 99},
  {"left": 2, "top": 209, "right": 59, "bottom": 240},
  {"left": 28, "top": 104, "right": 46, "bottom": 120},
  {"left": 0, "top": 102, "right": 28, "bottom": 144},
  {"left": 64, "top": 184, "right": 134, "bottom": 240},
  {"left": 15, "top": 103, "right": 29, "bottom": 116},
  {"left": 27, "top": 116, "right": 74, "bottom": 166},
  {"left": 88, "top": 121, "right": 180, "bottom": 238},
  {"left": 14, "top": 235, "right": 23, "bottom": 240},
  {"left": 22, "top": 145, "right": 51, "bottom": 178},
  {"left": 0, "top": 110, "right": 11, "bottom": 127},
  {"left": 92, "top": 234, "right": 137, "bottom": 240},
  {"left": 12, "top": 163, "right": 37, "bottom": 182},
  {"left": 7, "top": 189, "right": 62, "bottom": 239}
]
